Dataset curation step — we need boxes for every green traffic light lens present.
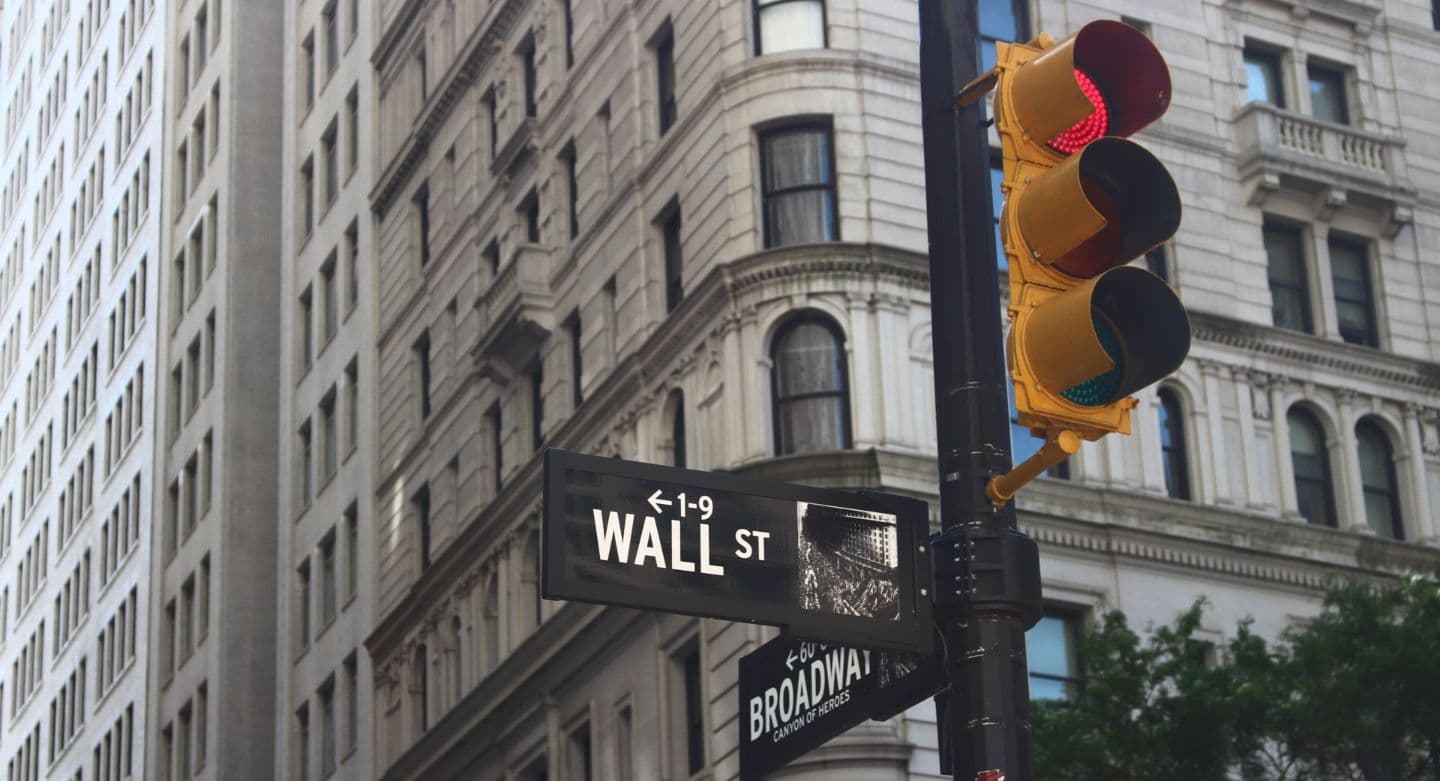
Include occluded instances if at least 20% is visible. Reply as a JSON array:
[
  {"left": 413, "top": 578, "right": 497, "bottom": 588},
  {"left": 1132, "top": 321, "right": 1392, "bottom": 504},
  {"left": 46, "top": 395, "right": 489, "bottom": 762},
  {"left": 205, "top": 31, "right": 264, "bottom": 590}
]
[{"left": 1061, "top": 314, "right": 1124, "bottom": 406}]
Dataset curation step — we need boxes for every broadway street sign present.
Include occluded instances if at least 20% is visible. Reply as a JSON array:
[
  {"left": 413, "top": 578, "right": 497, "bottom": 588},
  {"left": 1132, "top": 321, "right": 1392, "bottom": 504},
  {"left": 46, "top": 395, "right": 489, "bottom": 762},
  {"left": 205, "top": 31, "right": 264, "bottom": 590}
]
[
  {"left": 541, "top": 449, "right": 933, "bottom": 652},
  {"left": 738, "top": 634, "right": 945, "bottom": 780}
]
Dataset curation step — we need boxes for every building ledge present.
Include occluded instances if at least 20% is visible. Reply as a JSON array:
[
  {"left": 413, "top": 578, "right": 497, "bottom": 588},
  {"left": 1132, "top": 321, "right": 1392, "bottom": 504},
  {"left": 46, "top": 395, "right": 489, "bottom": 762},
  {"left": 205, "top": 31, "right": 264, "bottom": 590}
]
[{"left": 473, "top": 243, "right": 555, "bottom": 374}]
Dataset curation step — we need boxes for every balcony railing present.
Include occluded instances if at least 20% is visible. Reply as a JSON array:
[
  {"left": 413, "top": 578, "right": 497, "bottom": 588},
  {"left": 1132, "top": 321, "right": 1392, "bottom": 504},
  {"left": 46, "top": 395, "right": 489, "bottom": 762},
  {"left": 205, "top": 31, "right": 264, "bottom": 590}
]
[{"left": 1234, "top": 102, "right": 1413, "bottom": 216}]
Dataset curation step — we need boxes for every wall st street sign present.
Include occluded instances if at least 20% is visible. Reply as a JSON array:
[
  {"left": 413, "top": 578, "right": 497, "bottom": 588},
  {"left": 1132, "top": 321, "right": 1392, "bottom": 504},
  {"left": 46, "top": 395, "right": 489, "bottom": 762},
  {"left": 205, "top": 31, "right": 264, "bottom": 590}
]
[
  {"left": 541, "top": 449, "right": 933, "bottom": 652},
  {"left": 738, "top": 635, "right": 945, "bottom": 780}
]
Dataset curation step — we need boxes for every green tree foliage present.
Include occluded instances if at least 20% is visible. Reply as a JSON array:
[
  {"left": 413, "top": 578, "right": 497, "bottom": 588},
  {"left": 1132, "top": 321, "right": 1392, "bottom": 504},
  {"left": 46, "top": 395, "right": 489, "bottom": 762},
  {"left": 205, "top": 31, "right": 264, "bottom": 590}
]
[{"left": 1033, "top": 576, "right": 1440, "bottom": 781}]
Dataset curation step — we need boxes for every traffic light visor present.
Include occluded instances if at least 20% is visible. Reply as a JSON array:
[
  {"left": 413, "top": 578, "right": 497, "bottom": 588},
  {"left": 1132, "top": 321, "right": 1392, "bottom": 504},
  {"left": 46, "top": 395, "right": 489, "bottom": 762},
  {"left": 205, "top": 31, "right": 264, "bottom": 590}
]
[
  {"left": 1021, "top": 267, "right": 1191, "bottom": 405},
  {"left": 1008, "top": 20, "right": 1172, "bottom": 149},
  {"left": 1016, "top": 138, "right": 1181, "bottom": 279}
]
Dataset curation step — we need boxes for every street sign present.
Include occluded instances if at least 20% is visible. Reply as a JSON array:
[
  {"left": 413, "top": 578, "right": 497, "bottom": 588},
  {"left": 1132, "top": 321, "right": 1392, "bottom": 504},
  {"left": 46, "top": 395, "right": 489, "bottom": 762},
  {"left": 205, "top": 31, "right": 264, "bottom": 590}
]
[
  {"left": 542, "top": 449, "right": 933, "bottom": 652},
  {"left": 738, "top": 634, "right": 944, "bottom": 780}
]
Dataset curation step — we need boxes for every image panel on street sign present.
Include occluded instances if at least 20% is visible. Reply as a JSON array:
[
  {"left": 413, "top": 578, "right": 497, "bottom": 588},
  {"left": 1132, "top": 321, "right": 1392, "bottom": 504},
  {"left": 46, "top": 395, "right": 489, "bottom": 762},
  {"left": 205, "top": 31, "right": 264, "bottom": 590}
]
[
  {"left": 542, "top": 449, "right": 932, "bottom": 652},
  {"left": 737, "top": 635, "right": 944, "bottom": 780}
]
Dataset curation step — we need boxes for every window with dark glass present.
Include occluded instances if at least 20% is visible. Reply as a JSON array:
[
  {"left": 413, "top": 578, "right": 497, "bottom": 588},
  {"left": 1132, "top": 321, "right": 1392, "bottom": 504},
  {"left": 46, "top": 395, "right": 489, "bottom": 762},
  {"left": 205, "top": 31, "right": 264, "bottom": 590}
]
[
  {"left": 521, "top": 36, "right": 537, "bottom": 118},
  {"left": 1026, "top": 611, "right": 1081, "bottom": 700},
  {"left": 413, "top": 182, "right": 431, "bottom": 267},
  {"left": 567, "top": 721, "right": 593, "bottom": 781},
  {"left": 754, "top": 0, "right": 826, "bottom": 55},
  {"left": 1356, "top": 420, "right": 1403, "bottom": 539},
  {"left": 1307, "top": 64, "right": 1348, "bottom": 124},
  {"left": 562, "top": 141, "right": 579, "bottom": 238},
  {"left": 416, "top": 45, "right": 427, "bottom": 100},
  {"left": 484, "top": 88, "right": 498, "bottom": 161},
  {"left": 521, "top": 190, "right": 540, "bottom": 244},
  {"left": 1329, "top": 235, "right": 1376, "bottom": 347},
  {"left": 1157, "top": 388, "right": 1191, "bottom": 500},
  {"left": 771, "top": 314, "right": 850, "bottom": 454},
  {"left": 487, "top": 403, "right": 503, "bottom": 491},
  {"left": 1243, "top": 47, "right": 1285, "bottom": 107},
  {"left": 562, "top": 0, "right": 575, "bottom": 68},
  {"left": 672, "top": 644, "right": 705, "bottom": 774},
  {"left": 530, "top": 363, "right": 544, "bottom": 451},
  {"left": 413, "top": 483, "right": 431, "bottom": 570},
  {"left": 662, "top": 205, "right": 683, "bottom": 312},
  {"left": 564, "top": 310, "right": 582, "bottom": 409},
  {"left": 1144, "top": 245, "right": 1170, "bottom": 283},
  {"left": 980, "top": 0, "right": 1028, "bottom": 71},
  {"left": 655, "top": 26, "right": 676, "bottom": 135},
  {"left": 1288, "top": 407, "right": 1337, "bottom": 528},
  {"left": 414, "top": 330, "right": 431, "bottom": 419},
  {"left": 413, "top": 644, "right": 429, "bottom": 732},
  {"left": 760, "top": 124, "right": 836, "bottom": 248},
  {"left": 669, "top": 391, "right": 686, "bottom": 469},
  {"left": 1263, "top": 221, "right": 1312, "bottom": 333}
]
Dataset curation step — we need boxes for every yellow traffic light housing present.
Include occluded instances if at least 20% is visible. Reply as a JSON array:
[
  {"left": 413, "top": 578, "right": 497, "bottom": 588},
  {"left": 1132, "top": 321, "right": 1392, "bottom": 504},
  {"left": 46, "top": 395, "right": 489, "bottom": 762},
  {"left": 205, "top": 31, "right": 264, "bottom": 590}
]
[{"left": 974, "top": 20, "right": 1192, "bottom": 501}]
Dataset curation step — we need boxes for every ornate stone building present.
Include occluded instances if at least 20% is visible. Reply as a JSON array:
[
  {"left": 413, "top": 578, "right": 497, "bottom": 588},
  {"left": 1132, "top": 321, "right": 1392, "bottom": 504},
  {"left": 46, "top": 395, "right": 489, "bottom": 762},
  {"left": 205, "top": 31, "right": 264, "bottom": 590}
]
[{"left": 359, "top": 0, "right": 1440, "bottom": 779}]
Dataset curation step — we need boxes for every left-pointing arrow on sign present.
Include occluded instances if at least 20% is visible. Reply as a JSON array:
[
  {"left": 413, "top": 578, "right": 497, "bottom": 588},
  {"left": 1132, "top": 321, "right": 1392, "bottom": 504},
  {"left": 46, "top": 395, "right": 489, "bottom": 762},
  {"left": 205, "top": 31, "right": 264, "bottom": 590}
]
[
  {"left": 647, "top": 489, "right": 673, "bottom": 514},
  {"left": 786, "top": 649, "right": 798, "bottom": 671}
]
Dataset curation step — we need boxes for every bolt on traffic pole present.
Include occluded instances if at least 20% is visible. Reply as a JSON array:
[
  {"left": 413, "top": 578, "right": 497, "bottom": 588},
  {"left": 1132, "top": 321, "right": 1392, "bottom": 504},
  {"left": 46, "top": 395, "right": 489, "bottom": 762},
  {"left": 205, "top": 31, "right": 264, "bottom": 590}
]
[{"left": 916, "top": 1, "right": 1044, "bottom": 780}]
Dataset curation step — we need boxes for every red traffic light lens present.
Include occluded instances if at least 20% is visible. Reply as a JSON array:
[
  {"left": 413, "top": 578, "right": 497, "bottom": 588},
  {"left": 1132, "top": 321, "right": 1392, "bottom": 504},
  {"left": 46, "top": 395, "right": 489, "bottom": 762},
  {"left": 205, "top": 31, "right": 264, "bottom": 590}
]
[{"left": 1047, "top": 69, "right": 1109, "bottom": 155}]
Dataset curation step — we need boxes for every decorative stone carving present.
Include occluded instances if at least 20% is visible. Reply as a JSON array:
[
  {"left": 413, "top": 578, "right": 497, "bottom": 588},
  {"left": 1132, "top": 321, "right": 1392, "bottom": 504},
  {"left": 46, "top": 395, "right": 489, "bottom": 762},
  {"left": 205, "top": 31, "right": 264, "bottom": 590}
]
[
  {"left": 1249, "top": 371, "right": 1273, "bottom": 421},
  {"left": 1423, "top": 410, "right": 1440, "bottom": 456}
]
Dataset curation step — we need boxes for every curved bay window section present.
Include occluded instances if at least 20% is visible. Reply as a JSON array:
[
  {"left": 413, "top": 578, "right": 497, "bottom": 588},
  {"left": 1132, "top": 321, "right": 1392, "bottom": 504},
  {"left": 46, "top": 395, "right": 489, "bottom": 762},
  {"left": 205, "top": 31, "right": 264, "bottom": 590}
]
[
  {"left": 1356, "top": 420, "right": 1404, "bottom": 539},
  {"left": 771, "top": 314, "right": 851, "bottom": 455},
  {"left": 760, "top": 123, "right": 837, "bottom": 248},
  {"left": 1288, "top": 407, "right": 1337, "bottom": 528},
  {"left": 754, "top": 0, "right": 826, "bottom": 55},
  {"left": 1157, "top": 387, "right": 1191, "bottom": 500}
]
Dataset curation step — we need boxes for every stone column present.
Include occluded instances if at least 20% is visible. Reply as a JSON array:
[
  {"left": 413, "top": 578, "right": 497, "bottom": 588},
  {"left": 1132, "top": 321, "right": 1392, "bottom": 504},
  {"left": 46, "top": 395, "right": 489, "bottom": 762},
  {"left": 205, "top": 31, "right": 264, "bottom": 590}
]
[
  {"left": 1200, "top": 361, "right": 1232, "bottom": 505},
  {"left": 1335, "top": 389, "right": 1369, "bottom": 533},
  {"left": 1402, "top": 404, "right": 1437, "bottom": 543},
  {"left": 1234, "top": 368, "right": 1266, "bottom": 509},
  {"left": 845, "top": 292, "right": 879, "bottom": 448}
]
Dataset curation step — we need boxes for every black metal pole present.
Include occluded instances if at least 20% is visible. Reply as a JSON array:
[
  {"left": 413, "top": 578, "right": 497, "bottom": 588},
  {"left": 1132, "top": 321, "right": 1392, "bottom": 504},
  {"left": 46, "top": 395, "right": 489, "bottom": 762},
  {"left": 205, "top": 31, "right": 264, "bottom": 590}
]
[{"left": 917, "top": 2, "right": 1043, "bottom": 779}]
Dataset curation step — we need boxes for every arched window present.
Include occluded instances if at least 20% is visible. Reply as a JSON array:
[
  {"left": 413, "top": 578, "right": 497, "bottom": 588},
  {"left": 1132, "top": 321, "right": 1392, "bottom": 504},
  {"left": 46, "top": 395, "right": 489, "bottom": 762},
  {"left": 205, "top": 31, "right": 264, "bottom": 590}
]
[
  {"left": 1157, "top": 388, "right": 1191, "bottom": 500},
  {"left": 1356, "top": 420, "right": 1403, "bottom": 539},
  {"left": 412, "top": 644, "right": 429, "bottom": 735},
  {"left": 1288, "top": 407, "right": 1337, "bottom": 528},
  {"left": 771, "top": 314, "right": 851, "bottom": 455},
  {"left": 668, "top": 390, "right": 686, "bottom": 469}
]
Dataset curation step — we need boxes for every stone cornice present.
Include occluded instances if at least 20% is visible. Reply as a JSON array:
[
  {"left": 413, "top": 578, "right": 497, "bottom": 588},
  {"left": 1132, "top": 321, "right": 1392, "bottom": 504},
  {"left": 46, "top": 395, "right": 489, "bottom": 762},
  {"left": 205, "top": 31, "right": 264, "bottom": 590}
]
[{"left": 1190, "top": 311, "right": 1440, "bottom": 392}]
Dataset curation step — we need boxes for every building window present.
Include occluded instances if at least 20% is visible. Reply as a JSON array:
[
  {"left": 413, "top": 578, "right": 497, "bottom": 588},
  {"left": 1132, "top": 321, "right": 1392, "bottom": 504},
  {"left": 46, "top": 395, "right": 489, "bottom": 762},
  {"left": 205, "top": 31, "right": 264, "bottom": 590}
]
[
  {"left": 487, "top": 403, "right": 503, "bottom": 493},
  {"left": 1307, "top": 63, "right": 1348, "bottom": 124},
  {"left": 299, "top": 285, "right": 315, "bottom": 370},
  {"left": 344, "top": 504, "right": 359, "bottom": 600},
  {"left": 1144, "top": 245, "right": 1170, "bottom": 283},
  {"left": 1157, "top": 388, "right": 1191, "bottom": 500},
  {"left": 521, "top": 189, "right": 541, "bottom": 244},
  {"left": 669, "top": 640, "right": 706, "bottom": 775},
  {"left": 979, "top": 0, "right": 1028, "bottom": 71},
  {"left": 760, "top": 124, "right": 837, "bottom": 248},
  {"left": 1288, "top": 406, "right": 1337, "bottom": 528},
  {"left": 1329, "top": 234, "right": 1377, "bottom": 347},
  {"left": 615, "top": 704, "right": 633, "bottom": 780},
  {"left": 345, "top": 87, "right": 359, "bottom": 177},
  {"left": 530, "top": 363, "right": 545, "bottom": 451},
  {"left": 1243, "top": 46, "right": 1285, "bottom": 107},
  {"left": 298, "top": 419, "right": 313, "bottom": 507},
  {"left": 319, "top": 678, "right": 337, "bottom": 777},
  {"left": 345, "top": 359, "right": 359, "bottom": 452},
  {"left": 414, "top": 330, "right": 431, "bottom": 419},
  {"left": 1356, "top": 420, "right": 1403, "bottom": 539},
  {"left": 416, "top": 45, "right": 428, "bottom": 99},
  {"left": 564, "top": 311, "right": 582, "bottom": 409},
  {"left": 295, "top": 704, "right": 311, "bottom": 781},
  {"left": 300, "top": 156, "right": 315, "bottom": 236},
  {"left": 1027, "top": 611, "right": 1081, "bottom": 699},
  {"left": 413, "top": 483, "right": 431, "bottom": 571},
  {"left": 754, "top": 0, "right": 826, "bottom": 55},
  {"left": 322, "top": 1, "right": 339, "bottom": 79},
  {"left": 565, "top": 721, "right": 593, "bottom": 781},
  {"left": 1263, "top": 221, "right": 1312, "bottom": 333},
  {"left": 990, "top": 153, "right": 1007, "bottom": 271},
  {"left": 661, "top": 204, "right": 682, "bottom": 312},
  {"left": 562, "top": 141, "right": 579, "bottom": 238},
  {"left": 669, "top": 391, "right": 686, "bottom": 469},
  {"left": 301, "top": 31, "right": 315, "bottom": 110},
  {"left": 654, "top": 26, "right": 676, "bottom": 135},
  {"left": 413, "top": 182, "right": 431, "bottom": 267},
  {"left": 771, "top": 314, "right": 851, "bottom": 455},
  {"left": 343, "top": 653, "right": 359, "bottom": 752},
  {"left": 521, "top": 36, "right": 537, "bottom": 118},
  {"left": 322, "top": 122, "right": 338, "bottom": 208},
  {"left": 1008, "top": 375, "right": 1068, "bottom": 479},
  {"left": 319, "top": 530, "right": 337, "bottom": 625},
  {"left": 297, "top": 558, "right": 312, "bottom": 649},
  {"left": 483, "top": 572, "right": 501, "bottom": 672},
  {"left": 562, "top": 0, "right": 575, "bottom": 68}
]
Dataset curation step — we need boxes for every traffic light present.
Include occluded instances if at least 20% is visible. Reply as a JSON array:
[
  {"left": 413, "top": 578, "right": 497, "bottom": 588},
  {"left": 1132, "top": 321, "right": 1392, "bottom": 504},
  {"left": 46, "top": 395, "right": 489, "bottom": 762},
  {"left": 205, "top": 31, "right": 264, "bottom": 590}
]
[{"left": 986, "top": 21, "right": 1191, "bottom": 481}]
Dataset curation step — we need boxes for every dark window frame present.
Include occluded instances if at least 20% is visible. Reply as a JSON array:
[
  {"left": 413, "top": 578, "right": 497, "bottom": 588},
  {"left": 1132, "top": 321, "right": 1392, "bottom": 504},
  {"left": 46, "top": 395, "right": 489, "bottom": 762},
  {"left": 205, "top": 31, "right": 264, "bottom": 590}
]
[
  {"left": 1263, "top": 220, "right": 1313, "bottom": 333},
  {"left": 1356, "top": 419, "right": 1404, "bottom": 539},
  {"left": 758, "top": 121, "right": 838, "bottom": 249},
  {"left": 1288, "top": 406, "right": 1338, "bottom": 528},
  {"left": 1306, "top": 61, "right": 1350, "bottom": 125},
  {"left": 1243, "top": 45, "right": 1287, "bottom": 108},
  {"left": 1157, "top": 387, "right": 1192, "bottom": 500},
  {"left": 564, "top": 310, "right": 582, "bottom": 410},
  {"left": 413, "top": 483, "right": 431, "bottom": 570},
  {"left": 979, "top": 0, "right": 1030, "bottom": 71},
  {"left": 655, "top": 25, "right": 677, "bottom": 135},
  {"left": 562, "top": 141, "right": 579, "bottom": 239},
  {"left": 670, "top": 390, "right": 686, "bottom": 469},
  {"left": 413, "top": 181, "right": 431, "bottom": 267},
  {"left": 1328, "top": 233, "right": 1378, "bottom": 347},
  {"left": 770, "top": 311, "right": 852, "bottom": 455},
  {"left": 520, "top": 35, "right": 537, "bottom": 118},
  {"left": 529, "top": 362, "right": 544, "bottom": 451},
  {"left": 1027, "top": 608, "right": 1083, "bottom": 701},
  {"left": 661, "top": 202, "right": 683, "bottom": 312},
  {"left": 414, "top": 330, "right": 431, "bottom": 419}
]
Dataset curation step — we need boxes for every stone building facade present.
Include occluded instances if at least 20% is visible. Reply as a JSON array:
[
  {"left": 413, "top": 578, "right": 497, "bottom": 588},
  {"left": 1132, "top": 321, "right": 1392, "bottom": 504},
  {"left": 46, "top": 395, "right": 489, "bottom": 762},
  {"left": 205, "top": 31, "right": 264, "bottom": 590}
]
[{"left": 360, "top": 0, "right": 1440, "bottom": 779}]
